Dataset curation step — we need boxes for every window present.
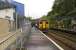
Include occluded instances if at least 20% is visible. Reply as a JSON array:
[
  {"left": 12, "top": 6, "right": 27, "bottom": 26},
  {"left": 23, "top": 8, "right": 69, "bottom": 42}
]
[
  {"left": 46, "top": 22, "right": 48, "bottom": 24},
  {"left": 40, "top": 22, "right": 42, "bottom": 24}
]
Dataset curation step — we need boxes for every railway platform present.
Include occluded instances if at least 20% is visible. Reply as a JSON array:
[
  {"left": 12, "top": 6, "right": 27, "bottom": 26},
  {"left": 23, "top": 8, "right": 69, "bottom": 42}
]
[{"left": 25, "top": 27, "right": 62, "bottom": 50}]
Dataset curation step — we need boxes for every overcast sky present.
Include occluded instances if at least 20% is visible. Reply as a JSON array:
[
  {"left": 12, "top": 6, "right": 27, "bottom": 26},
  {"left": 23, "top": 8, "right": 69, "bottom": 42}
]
[{"left": 14, "top": 0, "right": 55, "bottom": 19}]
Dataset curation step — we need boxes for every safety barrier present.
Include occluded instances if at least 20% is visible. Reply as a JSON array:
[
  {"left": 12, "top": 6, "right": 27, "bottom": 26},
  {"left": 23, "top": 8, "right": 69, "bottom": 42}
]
[
  {"left": 0, "top": 21, "right": 32, "bottom": 50},
  {"left": 0, "top": 29, "right": 21, "bottom": 50}
]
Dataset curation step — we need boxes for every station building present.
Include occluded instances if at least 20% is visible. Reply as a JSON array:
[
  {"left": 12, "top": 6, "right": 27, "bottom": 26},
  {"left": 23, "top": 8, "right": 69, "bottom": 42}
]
[{"left": 0, "top": 0, "right": 25, "bottom": 34}]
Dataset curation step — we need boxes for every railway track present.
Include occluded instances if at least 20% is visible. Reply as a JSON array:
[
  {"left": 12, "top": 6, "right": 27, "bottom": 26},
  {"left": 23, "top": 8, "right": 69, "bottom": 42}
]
[
  {"left": 46, "top": 30, "right": 76, "bottom": 50},
  {"left": 49, "top": 30, "right": 76, "bottom": 43},
  {"left": 50, "top": 28, "right": 76, "bottom": 35}
]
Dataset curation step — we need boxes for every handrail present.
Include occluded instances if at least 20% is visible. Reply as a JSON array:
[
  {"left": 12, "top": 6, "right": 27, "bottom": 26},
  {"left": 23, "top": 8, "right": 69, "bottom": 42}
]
[
  {"left": 0, "top": 29, "right": 20, "bottom": 44},
  {"left": 0, "top": 24, "right": 32, "bottom": 50},
  {"left": 0, "top": 29, "right": 21, "bottom": 50}
]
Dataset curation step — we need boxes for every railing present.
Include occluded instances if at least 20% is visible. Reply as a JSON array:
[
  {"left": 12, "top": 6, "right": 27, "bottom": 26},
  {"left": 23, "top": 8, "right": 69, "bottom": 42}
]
[
  {"left": 0, "top": 21, "right": 32, "bottom": 50},
  {"left": 0, "top": 29, "right": 22, "bottom": 50}
]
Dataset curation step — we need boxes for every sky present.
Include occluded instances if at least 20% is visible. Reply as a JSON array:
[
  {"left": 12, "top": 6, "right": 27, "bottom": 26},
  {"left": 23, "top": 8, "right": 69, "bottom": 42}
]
[{"left": 14, "top": 0, "right": 55, "bottom": 19}]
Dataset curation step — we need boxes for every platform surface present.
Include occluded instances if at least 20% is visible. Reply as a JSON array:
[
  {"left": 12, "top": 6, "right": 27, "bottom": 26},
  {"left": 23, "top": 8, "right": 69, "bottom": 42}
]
[{"left": 26, "top": 27, "right": 59, "bottom": 50}]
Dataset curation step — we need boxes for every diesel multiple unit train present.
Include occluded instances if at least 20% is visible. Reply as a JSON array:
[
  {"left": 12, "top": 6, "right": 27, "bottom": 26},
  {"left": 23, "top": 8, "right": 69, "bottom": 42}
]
[
  {"left": 33, "top": 19, "right": 76, "bottom": 34},
  {"left": 35, "top": 20, "right": 49, "bottom": 33}
]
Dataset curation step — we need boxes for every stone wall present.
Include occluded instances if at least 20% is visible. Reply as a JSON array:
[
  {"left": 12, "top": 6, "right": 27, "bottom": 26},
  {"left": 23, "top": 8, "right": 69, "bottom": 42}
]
[
  {"left": 0, "top": 19, "right": 9, "bottom": 34},
  {"left": 0, "top": 18, "right": 15, "bottom": 36}
]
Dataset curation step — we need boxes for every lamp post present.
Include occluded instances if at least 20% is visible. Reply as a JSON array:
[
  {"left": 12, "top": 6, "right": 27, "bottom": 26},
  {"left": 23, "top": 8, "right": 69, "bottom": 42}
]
[{"left": 16, "top": 13, "right": 18, "bottom": 31}]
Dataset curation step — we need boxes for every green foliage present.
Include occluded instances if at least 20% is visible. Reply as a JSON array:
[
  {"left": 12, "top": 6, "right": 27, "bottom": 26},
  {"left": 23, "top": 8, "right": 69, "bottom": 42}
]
[
  {"left": 41, "top": 0, "right": 76, "bottom": 29},
  {"left": 63, "top": 18, "right": 71, "bottom": 28}
]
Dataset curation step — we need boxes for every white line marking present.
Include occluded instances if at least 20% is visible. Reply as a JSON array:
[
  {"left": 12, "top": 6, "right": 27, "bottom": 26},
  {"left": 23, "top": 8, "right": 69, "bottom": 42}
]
[{"left": 39, "top": 30, "right": 64, "bottom": 50}]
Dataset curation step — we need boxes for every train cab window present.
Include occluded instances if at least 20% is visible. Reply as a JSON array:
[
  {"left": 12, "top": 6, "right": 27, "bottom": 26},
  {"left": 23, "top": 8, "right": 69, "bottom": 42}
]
[
  {"left": 40, "top": 22, "right": 42, "bottom": 24},
  {"left": 46, "top": 22, "right": 48, "bottom": 24}
]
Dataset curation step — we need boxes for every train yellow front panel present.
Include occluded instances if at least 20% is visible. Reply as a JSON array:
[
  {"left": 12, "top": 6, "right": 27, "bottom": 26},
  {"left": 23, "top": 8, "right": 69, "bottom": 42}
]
[
  {"left": 39, "top": 24, "right": 42, "bottom": 29},
  {"left": 46, "top": 24, "right": 49, "bottom": 29},
  {"left": 43, "top": 21, "right": 46, "bottom": 29}
]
